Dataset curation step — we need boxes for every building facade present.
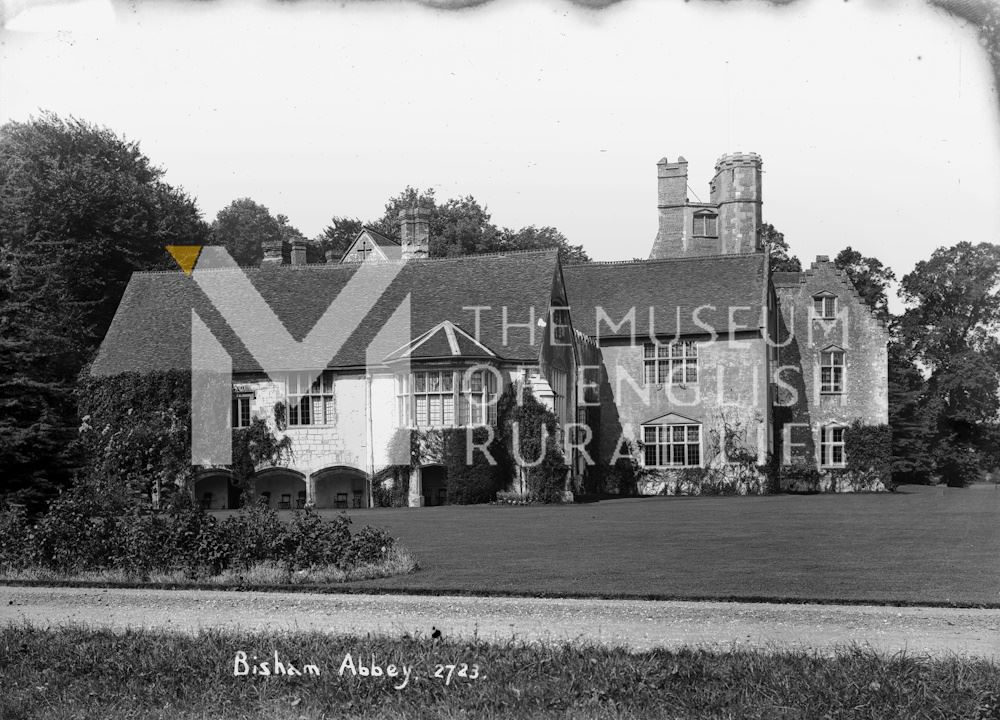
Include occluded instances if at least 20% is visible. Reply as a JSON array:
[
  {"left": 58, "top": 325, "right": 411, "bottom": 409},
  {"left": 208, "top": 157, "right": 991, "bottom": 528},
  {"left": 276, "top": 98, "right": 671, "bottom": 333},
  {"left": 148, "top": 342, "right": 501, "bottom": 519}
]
[{"left": 92, "top": 153, "right": 890, "bottom": 506}]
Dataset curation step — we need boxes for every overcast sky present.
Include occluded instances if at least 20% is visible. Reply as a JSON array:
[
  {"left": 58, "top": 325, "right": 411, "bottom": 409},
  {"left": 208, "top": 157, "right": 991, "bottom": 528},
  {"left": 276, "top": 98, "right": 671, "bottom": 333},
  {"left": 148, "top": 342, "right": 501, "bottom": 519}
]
[{"left": 2, "top": 0, "right": 998, "bottom": 312}]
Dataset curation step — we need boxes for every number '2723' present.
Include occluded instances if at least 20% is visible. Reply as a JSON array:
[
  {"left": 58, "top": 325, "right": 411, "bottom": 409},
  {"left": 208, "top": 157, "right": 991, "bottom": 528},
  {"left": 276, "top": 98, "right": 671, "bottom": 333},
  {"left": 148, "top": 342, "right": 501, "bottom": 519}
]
[{"left": 433, "top": 663, "right": 480, "bottom": 685}]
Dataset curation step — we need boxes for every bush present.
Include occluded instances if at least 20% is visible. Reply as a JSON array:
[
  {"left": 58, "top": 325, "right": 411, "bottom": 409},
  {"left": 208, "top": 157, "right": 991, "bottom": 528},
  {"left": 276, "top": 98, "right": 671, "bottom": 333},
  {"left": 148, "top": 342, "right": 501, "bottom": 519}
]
[
  {"left": 0, "top": 505, "right": 32, "bottom": 571},
  {"left": 279, "top": 509, "right": 352, "bottom": 570},
  {"left": 444, "top": 427, "right": 504, "bottom": 505},
  {"left": 372, "top": 468, "right": 409, "bottom": 508},
  {"left": 779, "top": 461, "right": 822, "bottom": 492},
  {"left": 844, "top": 421, "right": 893, "bottom": 489},
  {"left": 342, "top": 525, "right": 395, "bottom": 567},
  {"left": 28, "top": 485, "right": 122, "bottom": 573},
  {"left": 219, "top": 500, "right": 285, "bottom": 570}
]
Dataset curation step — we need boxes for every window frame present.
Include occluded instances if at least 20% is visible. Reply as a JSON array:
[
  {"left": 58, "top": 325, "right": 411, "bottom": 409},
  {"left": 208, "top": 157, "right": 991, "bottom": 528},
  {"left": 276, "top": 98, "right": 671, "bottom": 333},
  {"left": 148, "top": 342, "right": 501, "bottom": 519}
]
[
  {"left": 286, "top": 371, "right": 335, "bottom": 427},
  {"left": 813, "top": 294, "right": 838, "bottom": 319},
  {"left": 643, "top": 341, "right": 699, "bottom": 386},
  {"left": 398, "top": 368, "right": 500, "bottom": 429},
  {"left": 820, "top": 349, "right": 845, "bottom": 395},
  {"left": 692, "top": 212, "right": 719, "bottom": 238},
  {"left": 642, "top": 424, "right": 702, "bottom": 468},
  {"left": 820, "top": 425, "right": 847, "bottom": 468},
  {"left": 231, "top": 394, "right": 252, "bottom": 429}
]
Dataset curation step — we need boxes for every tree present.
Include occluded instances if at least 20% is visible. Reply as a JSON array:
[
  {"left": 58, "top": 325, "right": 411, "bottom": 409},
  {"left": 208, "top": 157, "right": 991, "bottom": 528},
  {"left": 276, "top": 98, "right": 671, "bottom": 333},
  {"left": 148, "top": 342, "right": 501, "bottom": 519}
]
[
  {"left": 317, "top": 216, "right": 365, "bottom": 262},
  {"left": 834, "top": 247, "right": 896, "bottom": 321},
  {"left": 887, "top": 342, "right": 935, "bottom": 484},
  {"left": 0, "top": 112, "right": 209, "bottom": 507},
  {"left": 0, "top": 240, "right": 84, "bottom": 509},
  {"left": 498, "top": 225, "right": 590, "bottom": 264},
  {"left": 372, "top": 186, "right": 437, "bottom": 240},
  {"left": 210, "top": 198, "right": 283, "bottom": 266},
  {"left": 761, "top": 223, "right": 801, "bottom": 273},
  {"left": 0, "top": 112, "right": 209, "bottom": 349},
  {"left": 897, "top": 241, "right": 1000, "bottom": 486},
  {"left": 372, "top": 186, "right": 586, "bottom": 262},
  {"left": 899, "top": 241, "right": 1000, "bottom": 370}
]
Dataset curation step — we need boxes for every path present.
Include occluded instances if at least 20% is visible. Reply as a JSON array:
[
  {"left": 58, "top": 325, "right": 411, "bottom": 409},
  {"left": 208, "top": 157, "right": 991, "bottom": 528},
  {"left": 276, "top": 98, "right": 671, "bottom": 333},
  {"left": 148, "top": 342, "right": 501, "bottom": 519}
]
[{"left": 3, "top": 586, "right": 998, "bottom": 657}]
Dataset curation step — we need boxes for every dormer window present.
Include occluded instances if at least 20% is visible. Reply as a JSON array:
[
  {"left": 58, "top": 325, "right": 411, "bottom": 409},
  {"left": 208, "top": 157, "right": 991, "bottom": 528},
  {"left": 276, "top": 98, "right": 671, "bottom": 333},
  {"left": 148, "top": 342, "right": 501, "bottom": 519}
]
[
  {"left": 813, "top": 293, "right": 838, "bottom": 319},
  {"left": 692, "top": 211, "right": 718, "bottom": 237}
]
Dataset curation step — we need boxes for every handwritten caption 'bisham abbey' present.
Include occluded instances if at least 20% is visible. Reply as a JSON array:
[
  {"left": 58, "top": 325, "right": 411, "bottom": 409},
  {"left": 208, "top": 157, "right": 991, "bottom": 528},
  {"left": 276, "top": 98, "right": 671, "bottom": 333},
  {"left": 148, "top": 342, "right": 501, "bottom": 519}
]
[{"left": 233, "top": 651, "right": 481, "bottom": 690}]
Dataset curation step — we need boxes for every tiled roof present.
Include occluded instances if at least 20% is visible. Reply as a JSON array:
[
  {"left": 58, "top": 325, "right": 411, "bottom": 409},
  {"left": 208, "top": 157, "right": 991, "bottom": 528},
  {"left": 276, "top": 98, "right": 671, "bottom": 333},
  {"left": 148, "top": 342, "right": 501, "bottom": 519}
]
[
  {"left": 771, "top": 271, "right": 803, "bottom": 287},
  {"left": 383, "top": 321, "right": 496, "bottom": 362},
  {"left": 361, "top": 227, "right": 400, "bottom": 248},
  {"left": 562, "top": 253, "right": 768, "bottom": 338},
  {"left": 92, "top": 250, "right": 559, "bottom": 376}
]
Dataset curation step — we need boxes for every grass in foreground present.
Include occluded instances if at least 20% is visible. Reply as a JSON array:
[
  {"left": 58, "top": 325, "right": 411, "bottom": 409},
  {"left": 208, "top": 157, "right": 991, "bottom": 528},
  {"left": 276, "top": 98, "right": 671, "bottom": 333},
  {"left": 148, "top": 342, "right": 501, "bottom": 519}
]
[
  {"left": 1, "top": 625, "right": 997, "bottom": 720},
  {"left": 0, "top": 546, "right": 417, "bottom": 587}
]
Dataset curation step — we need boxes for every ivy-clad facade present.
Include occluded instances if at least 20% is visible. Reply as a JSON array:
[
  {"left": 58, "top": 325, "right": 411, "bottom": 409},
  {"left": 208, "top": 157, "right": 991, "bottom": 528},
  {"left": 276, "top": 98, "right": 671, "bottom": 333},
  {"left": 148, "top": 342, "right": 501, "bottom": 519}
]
[{"left": 92, "top": 153, "right": 890, "bottom": 506}]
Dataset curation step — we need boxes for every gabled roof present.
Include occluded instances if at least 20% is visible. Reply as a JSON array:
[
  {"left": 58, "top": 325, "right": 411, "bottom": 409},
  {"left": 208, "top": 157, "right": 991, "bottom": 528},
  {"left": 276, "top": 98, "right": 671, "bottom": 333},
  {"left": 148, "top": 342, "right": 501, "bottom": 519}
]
[
  {"left": 92, "top": 249, "right": 560, "bottom": 376},
  {"left": 340, "top": 227, "right": 401, "bottom": 263},
  {"left": 642, "top": 412, "right": 700, "bottom": 425},
  {"left": 562, "top": 253, "right": 767, "bottom": 338},
  {"left": 383, "top": 321, "right": 496, "bottom": 362}
]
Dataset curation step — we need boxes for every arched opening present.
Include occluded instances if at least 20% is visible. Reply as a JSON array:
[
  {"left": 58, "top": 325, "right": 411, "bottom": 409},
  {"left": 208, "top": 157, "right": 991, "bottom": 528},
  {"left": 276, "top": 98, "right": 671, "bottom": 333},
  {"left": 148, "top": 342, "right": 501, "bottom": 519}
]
[
  {"left": 193, "top": 471, "right": 240, "bottom": 510},
  {"left": 253, "top": 468, "right": 307, "bottom": 510},
  {"left": 421, "top": 464, "right": 448, "bottom": 506},
  {"left": 312, "top": 466, "right": 368, "bottom": 509}
]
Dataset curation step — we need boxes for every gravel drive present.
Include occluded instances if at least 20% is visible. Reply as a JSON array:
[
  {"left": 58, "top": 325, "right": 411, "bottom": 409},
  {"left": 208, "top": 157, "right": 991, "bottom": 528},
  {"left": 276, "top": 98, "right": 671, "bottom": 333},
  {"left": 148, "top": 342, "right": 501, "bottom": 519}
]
[{"left": 3, "top": 586, "right": 998, "bottom": 658}]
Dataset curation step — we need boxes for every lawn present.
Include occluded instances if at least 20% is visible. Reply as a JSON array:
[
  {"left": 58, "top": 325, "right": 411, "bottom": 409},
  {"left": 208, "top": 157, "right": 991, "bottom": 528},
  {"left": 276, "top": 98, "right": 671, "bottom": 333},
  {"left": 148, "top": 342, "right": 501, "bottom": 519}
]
[
  {"left": 3, "top": 625, "right": 998, "bottom": 720},
  {"left": 279, "top": 484, "right": 1000, "bottom": 606}
]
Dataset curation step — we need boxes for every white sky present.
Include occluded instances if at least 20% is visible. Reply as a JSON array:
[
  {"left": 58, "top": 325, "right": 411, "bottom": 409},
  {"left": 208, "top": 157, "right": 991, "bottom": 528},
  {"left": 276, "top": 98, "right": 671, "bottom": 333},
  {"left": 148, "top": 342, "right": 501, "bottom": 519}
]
[{"left": 2, "top": 0, "right": 998, "bottom": 312}]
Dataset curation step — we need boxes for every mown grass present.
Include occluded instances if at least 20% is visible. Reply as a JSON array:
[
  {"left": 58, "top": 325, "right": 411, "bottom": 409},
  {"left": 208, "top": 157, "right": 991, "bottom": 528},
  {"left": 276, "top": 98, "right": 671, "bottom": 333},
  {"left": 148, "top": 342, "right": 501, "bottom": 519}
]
[
  {"left": 271, "top": 484, "right": 998, "bottom": 606},
  {"left": 0, "top": 546, "right": 418, "bottom": 588},
  {"left": 1, "top": 625, "right": 997, "bottom": 719}
]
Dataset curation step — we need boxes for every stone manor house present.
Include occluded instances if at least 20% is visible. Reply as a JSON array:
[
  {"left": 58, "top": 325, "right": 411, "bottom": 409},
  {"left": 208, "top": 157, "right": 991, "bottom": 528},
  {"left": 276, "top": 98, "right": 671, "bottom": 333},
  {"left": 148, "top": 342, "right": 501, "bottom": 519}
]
[{"left": 92, "top": 152, "right": 889, "bottom": 508}]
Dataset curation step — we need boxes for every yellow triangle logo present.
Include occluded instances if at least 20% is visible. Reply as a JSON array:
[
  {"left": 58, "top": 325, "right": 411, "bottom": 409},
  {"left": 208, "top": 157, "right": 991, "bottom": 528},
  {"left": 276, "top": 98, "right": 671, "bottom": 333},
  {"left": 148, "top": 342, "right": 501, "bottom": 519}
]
[{"left": 166, "top": 245, "right": 203, "bottom": 276}]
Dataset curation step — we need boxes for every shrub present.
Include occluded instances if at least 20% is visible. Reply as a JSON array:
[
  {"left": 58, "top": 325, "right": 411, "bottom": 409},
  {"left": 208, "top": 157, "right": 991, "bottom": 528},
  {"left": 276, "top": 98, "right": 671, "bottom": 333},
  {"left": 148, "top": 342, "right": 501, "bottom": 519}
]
[
  {"left": 372, "top": 468, "right": 410, "bottom": 508},
  {"left": 443, "top": 427, "right": 504, "bottom": 505},
  {"left": 779, "top": 461, "right": 822, "bottom": 492},
  {"left": 279, "top": 509, "right": 352, "bottom": 570},
  {"left": 342, "top": 525, "right": 395, "bottom": 567},
  {"left": 113, "top": 509, "right": 175, "bottom": 577},
  {"left": 844, "top": 421, "right": 893, "bottom": 489},
  {"left": 0, "top": 505, "right": 32, "bottom": 571},
  {"left": 219, "top": 500, "right": 285, "bottom": 570},
  {"left": 27, "top": 485, "right": 122, "bottom": 573}
]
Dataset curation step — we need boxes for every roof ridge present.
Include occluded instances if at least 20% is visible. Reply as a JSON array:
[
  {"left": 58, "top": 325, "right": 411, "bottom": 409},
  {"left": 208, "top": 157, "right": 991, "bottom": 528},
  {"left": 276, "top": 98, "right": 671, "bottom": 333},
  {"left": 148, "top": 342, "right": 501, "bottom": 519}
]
[
  {"left": 133, "top": 247, "right": 559, "bottom": 276},
  {"left": 565, "top": 252, "right": 764, "bottom": 268}
]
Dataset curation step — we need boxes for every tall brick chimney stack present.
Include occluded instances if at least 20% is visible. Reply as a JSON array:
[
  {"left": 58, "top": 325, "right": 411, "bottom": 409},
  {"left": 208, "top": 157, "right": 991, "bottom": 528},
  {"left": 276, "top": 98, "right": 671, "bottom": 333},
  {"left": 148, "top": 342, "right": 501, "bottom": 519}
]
[
  {"left": 262, "top": 239, "right": 285, "bottom": 264},
  {"left": 649, "top": 157, "right": 688, "bottom": 259},
  {"left": 399, "top": 207, "right": 430, "bottom": 260},
  {"left": 709, "top": 152, "right": 762, "bottom": 254},
  {"left": 290, "top": 239, "right": 308, "bottom": 265}
]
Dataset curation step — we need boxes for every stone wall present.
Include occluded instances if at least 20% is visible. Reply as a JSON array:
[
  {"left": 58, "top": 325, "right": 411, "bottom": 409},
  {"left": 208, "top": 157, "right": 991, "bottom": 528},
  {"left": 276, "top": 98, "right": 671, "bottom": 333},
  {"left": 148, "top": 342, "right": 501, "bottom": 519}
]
[
  {"left": 593, "top": 332, "right": 770, "bottom": 494},
  {"left": 773, "top": 257, "right": 890, "bottom": 491}
]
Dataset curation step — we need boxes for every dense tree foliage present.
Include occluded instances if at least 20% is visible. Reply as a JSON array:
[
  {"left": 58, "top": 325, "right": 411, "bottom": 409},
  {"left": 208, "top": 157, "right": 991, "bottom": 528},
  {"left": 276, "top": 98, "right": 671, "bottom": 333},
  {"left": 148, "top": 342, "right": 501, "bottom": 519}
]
[
  {"left": 834, "top": 247, "right": 897, "bottom": 322},
  {"left": 761, "top": 223, "right": 801, "bottom": 273},
  {"left": 316, "top": 216, "right": 365, "bottom": 262},
  {"left": 365, "top": 185, "right": 589, "bottom": 263},
  {"left": 896, "top": 242, "right": 1000, "bottom": 486},
  {"left": 210, "top": 198, "right": 282, "bottom": 266},
  {"left": 0, "top": 113, "right": 208, "bottom": 507}
]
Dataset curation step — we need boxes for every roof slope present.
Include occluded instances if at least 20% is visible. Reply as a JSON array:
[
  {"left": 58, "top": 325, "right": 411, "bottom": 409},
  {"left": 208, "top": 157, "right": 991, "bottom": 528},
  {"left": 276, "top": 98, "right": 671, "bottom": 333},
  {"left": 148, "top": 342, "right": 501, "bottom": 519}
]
[
  {"left": 562, "top": 253, "right": 767, "bottom": 338},
  {"left": 93, "top": 250, "right": 559, "bottom": 376}
]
